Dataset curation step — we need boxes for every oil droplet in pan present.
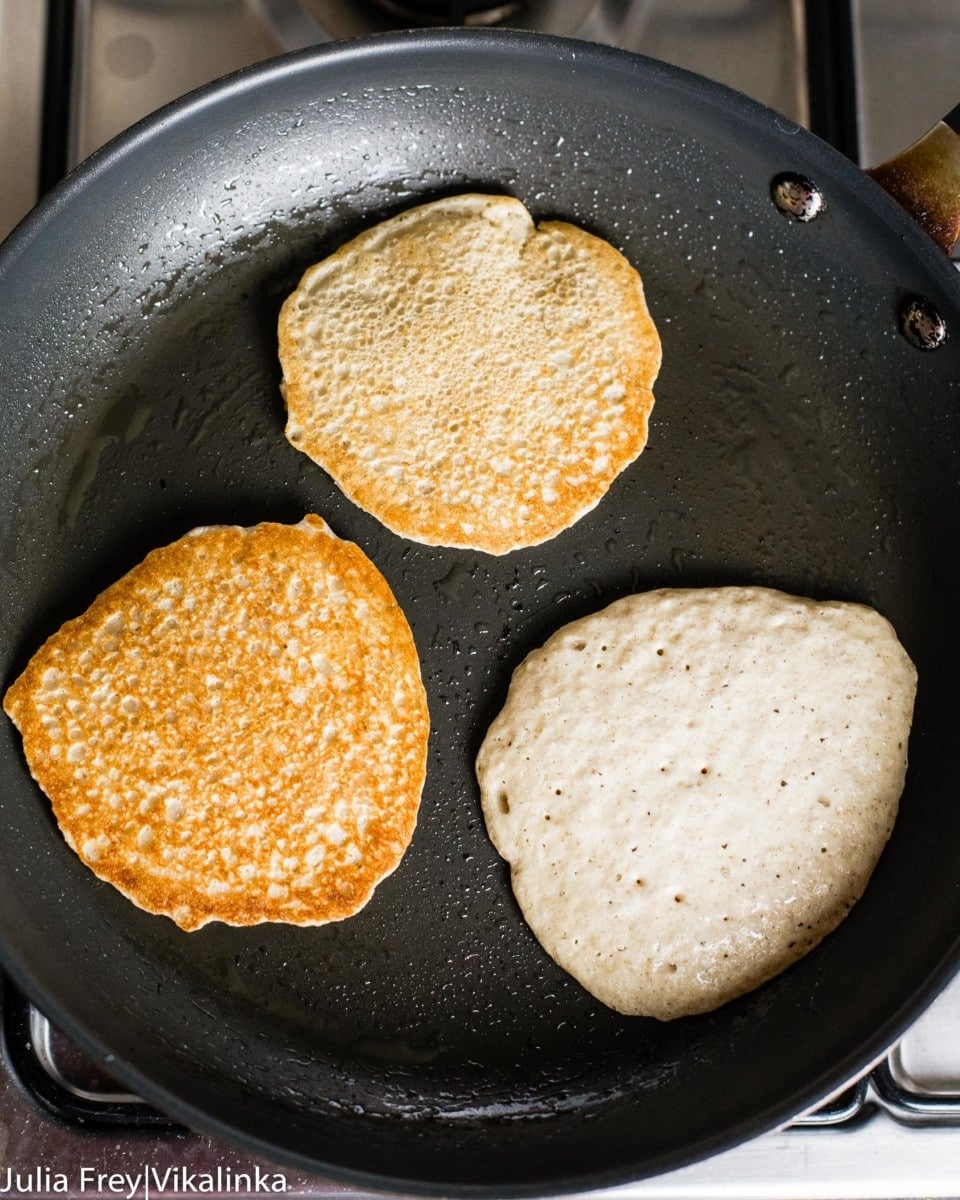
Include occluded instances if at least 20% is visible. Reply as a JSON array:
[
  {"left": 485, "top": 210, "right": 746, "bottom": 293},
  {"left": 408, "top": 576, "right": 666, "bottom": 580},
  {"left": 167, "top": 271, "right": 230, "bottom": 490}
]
[
  {"left": 59, "top": 390, "right": 152, "bottom": 530},
  {"left": 434, "top": 560, "right": 473, "bottom": 601}
]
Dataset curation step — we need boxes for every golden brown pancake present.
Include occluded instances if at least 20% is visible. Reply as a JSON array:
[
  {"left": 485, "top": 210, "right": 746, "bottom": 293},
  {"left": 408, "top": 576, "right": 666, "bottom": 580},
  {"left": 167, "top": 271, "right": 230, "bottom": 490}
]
[
  {"left": 278, "top": 193, "right": 661, "bottom": 554},
  {"left": 3, "top": 516, "right": 429, "bottom": 931},
  {"left": 477, "top": 587, "right": 916, "bottom": 1019}
]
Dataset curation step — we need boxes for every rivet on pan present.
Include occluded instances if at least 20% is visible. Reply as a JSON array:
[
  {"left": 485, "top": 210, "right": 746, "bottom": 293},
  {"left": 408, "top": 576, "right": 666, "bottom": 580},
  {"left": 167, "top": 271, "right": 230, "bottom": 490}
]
[
  {"left": 901, "top": 297, "right": 947, "bottom": 350},
  {"left": 771, "top": 173, "right": 824, "bottom": 222}
]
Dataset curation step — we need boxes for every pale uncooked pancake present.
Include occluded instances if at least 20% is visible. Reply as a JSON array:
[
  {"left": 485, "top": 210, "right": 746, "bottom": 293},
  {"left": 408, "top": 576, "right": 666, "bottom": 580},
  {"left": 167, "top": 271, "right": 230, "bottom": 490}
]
[
  {"left": 278, "top": 193, "right": 661, "bottom": 555},
  {"left": 3, "top": 516, "right": 429, "bottom": 931},
  {"left": 476, "top": 587, "right": 917, "bottom": 1019}
]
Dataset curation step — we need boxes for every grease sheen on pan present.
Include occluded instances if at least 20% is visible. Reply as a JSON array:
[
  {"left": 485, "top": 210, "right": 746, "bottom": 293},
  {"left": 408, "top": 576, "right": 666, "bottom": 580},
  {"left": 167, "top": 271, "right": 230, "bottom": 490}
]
[
  {"left": 3, "top": 516, "right": 429, "bottom": 931},
  {"left": 476, "top": 587, "right": 917, "bottom": 1019},
  {"left": 278, "top": 194, "right": 661, "bottom": 554}
]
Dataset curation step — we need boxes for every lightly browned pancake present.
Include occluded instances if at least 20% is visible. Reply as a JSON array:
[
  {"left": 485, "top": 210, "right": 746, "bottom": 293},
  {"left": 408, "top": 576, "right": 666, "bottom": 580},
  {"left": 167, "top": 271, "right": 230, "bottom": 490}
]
[
  {"left": 278, "top": 193, "right": 661, "bottom": 554},
  {"left": 3, "top": 516, "right": 429, "bottom": 931}
]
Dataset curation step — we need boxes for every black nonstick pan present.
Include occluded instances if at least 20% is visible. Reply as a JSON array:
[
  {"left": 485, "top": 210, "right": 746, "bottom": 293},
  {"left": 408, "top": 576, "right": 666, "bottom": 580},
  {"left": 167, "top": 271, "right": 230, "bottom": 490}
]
[{"left": 2, "top": 28, "right": 960, "bottom": 1197}]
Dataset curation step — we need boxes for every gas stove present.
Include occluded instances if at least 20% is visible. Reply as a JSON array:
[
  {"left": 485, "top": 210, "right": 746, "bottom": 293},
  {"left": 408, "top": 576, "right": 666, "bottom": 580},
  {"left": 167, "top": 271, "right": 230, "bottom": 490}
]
[{"left": 2, "top": 3, "right": 960, "bottom": 1198}]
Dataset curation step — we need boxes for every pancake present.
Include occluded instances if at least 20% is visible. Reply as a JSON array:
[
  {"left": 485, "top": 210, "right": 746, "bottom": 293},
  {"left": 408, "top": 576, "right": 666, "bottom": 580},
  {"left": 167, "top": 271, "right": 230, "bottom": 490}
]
[
  {"left": 3, "top": 516, "right": 429, "bottom": 931},
  {"left": 476, "top": 587, "right": 917, "bottom": 1019},
  {"left": 278, "top": 193, "right": 661, "bottom": 554}
]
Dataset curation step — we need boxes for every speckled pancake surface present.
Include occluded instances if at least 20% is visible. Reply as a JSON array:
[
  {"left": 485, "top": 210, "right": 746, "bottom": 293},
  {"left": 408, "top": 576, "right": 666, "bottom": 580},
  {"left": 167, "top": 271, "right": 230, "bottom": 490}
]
[
  {"left": 278, "top": 193, "right": 661, "bottom": 554},
  {"left": 476, "top": 587, "right": 917, "bottom": 1020},
  {"left": 3, "top": 516, "right": 429, "bottom": 931}
]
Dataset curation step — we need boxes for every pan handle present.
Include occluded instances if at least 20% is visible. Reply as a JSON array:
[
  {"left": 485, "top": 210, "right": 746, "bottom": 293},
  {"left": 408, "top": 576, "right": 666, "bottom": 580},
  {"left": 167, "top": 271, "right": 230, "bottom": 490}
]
[{"left": 866, "top": 105, "right": 960, "bottom": 255}]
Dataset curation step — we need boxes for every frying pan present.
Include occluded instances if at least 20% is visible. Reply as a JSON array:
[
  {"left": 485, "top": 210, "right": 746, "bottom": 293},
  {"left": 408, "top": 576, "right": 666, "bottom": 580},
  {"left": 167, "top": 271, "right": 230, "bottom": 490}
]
[{"left": 2, "top": 27, "right": 960, "bottom": 1197}]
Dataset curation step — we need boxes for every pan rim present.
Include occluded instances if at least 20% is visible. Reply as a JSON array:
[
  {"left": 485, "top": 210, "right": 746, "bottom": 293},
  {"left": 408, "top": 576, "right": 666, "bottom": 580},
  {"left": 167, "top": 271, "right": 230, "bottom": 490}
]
[
  {"left": 2, "top": 25, "right": 960, "bottom": 1197},
  {"left": 2, "top": 25, "right": 958, "bottom": 300}
]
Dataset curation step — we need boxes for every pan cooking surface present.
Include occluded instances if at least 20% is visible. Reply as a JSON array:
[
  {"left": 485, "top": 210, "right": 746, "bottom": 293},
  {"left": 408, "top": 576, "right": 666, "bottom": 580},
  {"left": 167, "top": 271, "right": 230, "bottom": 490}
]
[{"left": 2, "top": 30, "right": 960, "bottom": 1195}]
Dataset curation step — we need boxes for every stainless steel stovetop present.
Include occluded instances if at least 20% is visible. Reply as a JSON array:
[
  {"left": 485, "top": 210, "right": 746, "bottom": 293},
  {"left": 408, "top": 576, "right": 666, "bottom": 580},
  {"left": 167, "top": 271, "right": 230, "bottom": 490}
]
[{"left": 2, "top": 3, "right": 960, "bottom": 1198}]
